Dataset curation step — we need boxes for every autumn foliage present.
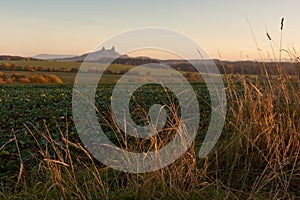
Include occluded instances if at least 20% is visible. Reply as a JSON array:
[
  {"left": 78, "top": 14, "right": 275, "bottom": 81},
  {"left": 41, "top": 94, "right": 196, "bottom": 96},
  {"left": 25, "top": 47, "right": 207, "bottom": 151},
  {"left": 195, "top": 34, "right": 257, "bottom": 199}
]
[{"left": 0, "top": 72, "right": 63, "bottom": 84}]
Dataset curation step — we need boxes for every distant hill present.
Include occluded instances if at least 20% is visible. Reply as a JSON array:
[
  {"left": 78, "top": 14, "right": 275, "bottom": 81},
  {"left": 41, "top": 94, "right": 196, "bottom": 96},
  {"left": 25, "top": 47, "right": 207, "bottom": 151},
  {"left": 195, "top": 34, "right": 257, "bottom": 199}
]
[
  {"left": 1, "top": 49, "right": 300, "bottom": 76},
  {"left": 0, "top": 55, "right": 39, "bottom": 61},
  {"left": 32, "top": 54, "right": 76, "bottom": 60},
  {"left": 62, "top": 46, "right": 121, "bottom": 62}
]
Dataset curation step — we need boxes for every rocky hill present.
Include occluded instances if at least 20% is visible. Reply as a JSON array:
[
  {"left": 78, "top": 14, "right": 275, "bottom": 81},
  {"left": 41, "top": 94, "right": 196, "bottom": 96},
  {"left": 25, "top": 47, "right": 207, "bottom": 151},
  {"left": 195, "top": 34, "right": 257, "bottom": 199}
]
[{"left": 62, "top": 46, "right": 121, "bottom": 62}]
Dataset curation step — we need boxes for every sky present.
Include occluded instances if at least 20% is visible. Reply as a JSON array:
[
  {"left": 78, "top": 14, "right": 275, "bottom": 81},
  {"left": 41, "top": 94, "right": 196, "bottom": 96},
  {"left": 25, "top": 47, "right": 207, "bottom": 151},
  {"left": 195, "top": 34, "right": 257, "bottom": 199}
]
[{"left": 1, "top": 0, "right": 300, "bottom": 60}]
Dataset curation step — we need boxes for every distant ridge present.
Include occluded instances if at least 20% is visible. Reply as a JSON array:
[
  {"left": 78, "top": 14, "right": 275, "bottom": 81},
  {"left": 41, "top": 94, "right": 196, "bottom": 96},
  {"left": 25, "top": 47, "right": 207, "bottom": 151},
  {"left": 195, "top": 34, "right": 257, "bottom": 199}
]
[
  {"left": 62, "top": 46, "right": 121, "bottom": 62},
  {"left": 0, "top": 55, "right": 39, "bottom": 61},
  {"left": 1, "top": 52, "right": 299, "bottom": 76},
  {"left": 32, "top": 54, "right": 76, "bottom": 60}
]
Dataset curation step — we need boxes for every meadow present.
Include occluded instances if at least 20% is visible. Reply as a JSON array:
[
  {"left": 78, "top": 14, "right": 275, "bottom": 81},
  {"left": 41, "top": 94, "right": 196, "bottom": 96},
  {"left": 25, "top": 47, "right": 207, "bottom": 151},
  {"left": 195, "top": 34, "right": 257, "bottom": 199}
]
[{"left": 0, "top": 67, "right": 299, "bottom": 199}]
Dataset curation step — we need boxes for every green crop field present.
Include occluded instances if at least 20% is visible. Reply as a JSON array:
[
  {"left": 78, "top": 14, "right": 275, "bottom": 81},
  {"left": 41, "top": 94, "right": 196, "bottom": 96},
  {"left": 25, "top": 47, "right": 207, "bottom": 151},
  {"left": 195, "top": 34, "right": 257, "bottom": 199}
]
[{"left": 0, "top": 76, "right": 299, "bottom": 199}]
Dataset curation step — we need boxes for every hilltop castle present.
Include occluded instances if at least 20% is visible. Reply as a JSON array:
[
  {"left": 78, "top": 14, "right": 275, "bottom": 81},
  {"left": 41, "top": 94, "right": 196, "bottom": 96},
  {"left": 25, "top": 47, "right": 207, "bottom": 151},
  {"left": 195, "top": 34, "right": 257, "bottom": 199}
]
[{"left": 100, "top": 46, "right": 115, "bottom": 52}]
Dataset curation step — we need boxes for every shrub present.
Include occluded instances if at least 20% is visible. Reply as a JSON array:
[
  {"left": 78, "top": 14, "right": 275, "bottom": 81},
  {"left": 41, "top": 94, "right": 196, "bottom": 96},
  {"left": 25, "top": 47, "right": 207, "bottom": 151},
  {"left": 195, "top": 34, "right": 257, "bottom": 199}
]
[
  {"left": 10, "top": 63, "right": 18, "bottom": 69},
  {"left": 18, "top": 78, "right": 31, "bottom": 84},
  {"left": 29, "top": 75, "right": 47, "bottom": 83},
  {"left": 1, "top": 63, "right": 10, "bottom": 68},
  {"left": 11, "top": 73, "right": 26, "bottom": 81},
  {"left": 5, "top": 78, "right": 13, "bottom": 84},
  {"left": 26, "top": 66, "right": 36, "bottom": 72},
  {"left": 70, "top": 68, "right": 78, "bottom": 73},
  {"left": 185, "top": 72, "right": 203, "bottom": 82},
  {"left": 43, "top": 74, "right": 63, "bottom": 84}
]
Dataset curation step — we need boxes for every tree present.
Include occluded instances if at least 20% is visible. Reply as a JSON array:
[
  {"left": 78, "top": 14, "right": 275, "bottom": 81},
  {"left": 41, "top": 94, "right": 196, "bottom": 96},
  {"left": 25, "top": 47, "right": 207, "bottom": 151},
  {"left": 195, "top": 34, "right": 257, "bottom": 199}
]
[
  {"left": 70, "top": 68, "right": 78, "bottom": 73},
  {"left": 44, "top": 74, "right": 63, "bottom": 84}
]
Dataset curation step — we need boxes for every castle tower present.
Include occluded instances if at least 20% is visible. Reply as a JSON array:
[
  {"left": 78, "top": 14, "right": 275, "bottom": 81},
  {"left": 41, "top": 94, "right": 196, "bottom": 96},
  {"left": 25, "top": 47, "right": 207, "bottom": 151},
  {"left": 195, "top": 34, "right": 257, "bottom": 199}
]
[{"left": 111, "top": 46, "right": 115, "bottom": 52}]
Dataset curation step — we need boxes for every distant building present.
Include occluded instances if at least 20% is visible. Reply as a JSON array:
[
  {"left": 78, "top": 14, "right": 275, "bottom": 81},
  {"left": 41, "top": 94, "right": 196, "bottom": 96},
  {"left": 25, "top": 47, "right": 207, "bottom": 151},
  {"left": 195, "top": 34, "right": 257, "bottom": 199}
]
[{"left": 100, "top": 46, "right": 115, "bottom": 52}]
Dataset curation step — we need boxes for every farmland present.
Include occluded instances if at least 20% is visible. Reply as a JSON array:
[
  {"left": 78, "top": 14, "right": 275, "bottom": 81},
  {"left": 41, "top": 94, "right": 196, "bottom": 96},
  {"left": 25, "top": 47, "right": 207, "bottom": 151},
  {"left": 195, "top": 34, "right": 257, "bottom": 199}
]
[
  {"left": 2, "top": 0, "right": 300, "bottom": 198},
  {"left": 0, "top": 72, "right": 299, "bottom": 199},
  {"left": 0, "top": 60, "right": 208, "bottom": 84}
]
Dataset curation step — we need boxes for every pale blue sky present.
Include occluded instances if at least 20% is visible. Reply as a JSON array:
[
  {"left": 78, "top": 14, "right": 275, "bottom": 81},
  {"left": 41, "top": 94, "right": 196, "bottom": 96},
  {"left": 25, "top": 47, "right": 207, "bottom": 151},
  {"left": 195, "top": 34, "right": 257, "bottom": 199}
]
[{"left": 1, "top": 0, "right": 299, "bottom": 60}]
